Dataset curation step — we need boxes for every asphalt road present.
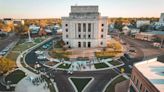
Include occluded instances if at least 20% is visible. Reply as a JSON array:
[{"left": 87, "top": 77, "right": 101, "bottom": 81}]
[
  {"left": 24, "top": 34, "right": 164, "bottom": 92},
  {"left": 0, "top": 33, "right": 19, "bottom": 52},
  {"left": 120, "top": 35, "right": 164, "bottom": 60},
  {"left": 24, "top": 36, "right": 119, "bottom": 92},
  {"left": 119, "top": 35, "right": 144, "bottom": 63},
  {"left": 53, "top": 69, "right": 118, "bottom": 92}
]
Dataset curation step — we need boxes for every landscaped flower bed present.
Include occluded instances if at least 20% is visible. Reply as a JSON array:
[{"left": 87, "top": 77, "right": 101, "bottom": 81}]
[
  {"left": 108, "top": 60, "right": 122, "bottom": 66},
  {"left": 94, "top": 63, "right": 109, "bottom": 69},
  {"left": 44, "top": 61, "right": 58, "bottom": 66},
  {"left": 57, "top": 63, "right": 71, "bottom": 69},
  {"left": 49, "top": 49, "right": 71, "bottom": 61},
  {"left": 95, "top": 51, "right": 122, "bottom": 59}
]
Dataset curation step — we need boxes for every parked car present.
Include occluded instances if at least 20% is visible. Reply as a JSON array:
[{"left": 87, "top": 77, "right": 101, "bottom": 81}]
[
  {"left": 0, "top": 51, "right": 6, "bottom": 56},
  {"left": 2, "top": 47, "right": 10, "bottom": 52}
]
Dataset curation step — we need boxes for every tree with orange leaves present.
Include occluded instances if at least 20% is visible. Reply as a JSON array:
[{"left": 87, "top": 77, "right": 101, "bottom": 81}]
[{"left": 0, "top": 57, "right": 16, "bottom": 75}]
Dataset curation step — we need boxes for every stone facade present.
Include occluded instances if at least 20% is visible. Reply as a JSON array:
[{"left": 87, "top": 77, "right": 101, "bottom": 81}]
[{"left": 62, "top": 6, "right": 108, "bottom": 48}]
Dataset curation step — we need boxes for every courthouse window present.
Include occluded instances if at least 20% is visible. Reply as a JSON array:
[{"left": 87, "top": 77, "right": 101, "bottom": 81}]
[
  {"left": 66, "top": 35, "right": 68, "bottom": 38},
  {"left": 88, "top": 23, "right": 91, "bottom": 32},
  {"left": 78, "top": 23, "right": 81, "bottom": 32},
  {"left": 83, "top": 23, "right": 86, "bottom": 32},
  {"left": 88, "top": 35, "right": 91, "bottom": 38},
  {"left": 66, "top": 29, "right": 68, "bottom": 32}
]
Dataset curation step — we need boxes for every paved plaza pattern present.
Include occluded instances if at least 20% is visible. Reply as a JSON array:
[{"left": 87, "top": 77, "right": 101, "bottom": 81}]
[
  {"left": 67, "top": 48, "right": 102, "bottom": 59},
  {"left": 15, "top": 76, "right": 50, "bottom": 92},
  {"left": 0, "top": 1, "right": 164, "bottom": 92}
]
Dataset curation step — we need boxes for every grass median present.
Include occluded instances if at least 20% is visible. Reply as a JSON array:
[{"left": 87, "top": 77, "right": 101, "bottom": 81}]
[{"left": 70, "top": 77, "right": 92, "bottom": 92}]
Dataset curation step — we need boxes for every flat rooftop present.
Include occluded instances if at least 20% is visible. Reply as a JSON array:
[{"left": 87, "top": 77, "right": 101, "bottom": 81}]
[{"left": 135, "top": 58, "right": 164, "bottom": 92}]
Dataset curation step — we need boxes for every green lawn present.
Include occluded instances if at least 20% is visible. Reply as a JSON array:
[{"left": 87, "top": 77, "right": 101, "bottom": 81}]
[
  {"left": 12, "top": 42, "right": 36, "bottom": 52},
  {"left": 33, "top": 38, "right": 43, "bottom": 43},
  {"left": 5, "top": 70, "right": 25, "bottom": 84},
  {"left": 6, "top": 51, "right": 20, "bottom": 61},
  {"left": 70, "top": 78, "right": 92, "bottom": 92},
  {"left": 57, "top": 63, "right": 71, "bottom": 69},
  {"left": 105, "top": 76, "right": 127, "bottom": 92},
  {"left": 109, "top": 60, "right": 121, "bottom": 66},
  {"left": 94, "top": 63, "right": 109, "bottom": 69}
]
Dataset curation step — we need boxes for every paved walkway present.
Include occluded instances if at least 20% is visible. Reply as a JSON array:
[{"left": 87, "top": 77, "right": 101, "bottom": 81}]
[
  {"left": 15, "top": 36, "right": 57, "bottom": 92},
  {"left": 15, "top": 76, "right": 49, "bottom": 92}
]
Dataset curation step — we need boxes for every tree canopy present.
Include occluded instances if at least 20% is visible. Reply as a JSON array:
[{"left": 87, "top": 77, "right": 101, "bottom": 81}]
[{"left": 0, "top": 57, "right": 16, "bottom": 75}]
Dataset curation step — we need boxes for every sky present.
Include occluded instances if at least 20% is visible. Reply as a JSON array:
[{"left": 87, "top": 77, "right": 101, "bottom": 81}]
[{"left": 0, "top": 0, "right": 164, "bottom": 19}]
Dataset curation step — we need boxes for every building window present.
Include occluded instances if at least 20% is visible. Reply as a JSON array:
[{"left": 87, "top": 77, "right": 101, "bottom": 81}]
[
  {"left": 66, "top": 35, "right": 68, "bottom": 38},
  {"left": 88, "top": 35, "right": 91, "bottom": 38},
  {"left": 83, "top": 35, "right": 86, "bottom": 38},
  {"left": 65, "top": 24, "right": 68, "bottom": 27},
  {"left": 101, "top": 35, "right": 103, "bottom": 38},
  {"left": 140, "top": 84, "right": 142, "bottom": 91},
  {"left": 102, "top": 24, "right": 104, "bottom": 26},
  {"left": 88, "top": 23, "right": 91, "bottom": 32},
  {"left": 101, "top": 29, "right": 103, "bottom": 32},
  {"left": 100, "top": 42, "right": 103, "bottom": 45},
  {"left": 136, "top": 79, "right": 138, "bottom": 87},
  {"left": 83, "top": 23, "right": 86, "bottom": 32},
  {"left": 66, "top": 29, "right": 68, "bottom": 32},
  {"left": 78, "top": 23, "right": 81, "bottom": 32},
  {"left": 79, "top": 34, "right": 81, "bottom": 38},
  {"left": 88, "top": 42, "right": 91, "bottom": 48}
]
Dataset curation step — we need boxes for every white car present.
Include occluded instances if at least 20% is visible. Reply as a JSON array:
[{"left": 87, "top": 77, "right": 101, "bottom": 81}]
[
  {"left": 35, "top": 51, "right": 44, "bottom": 55},
  {"left": 37, "top": 55, "right": 46, "bottom": 59},
  {"left": 2, "top": 47, "right": 10, "bottom": 52},
  {"left": 67, "top": 70, "right": 73, "bottom": 74},
  {"left": 0, "top": 51, "right": 6, "bottom": 56}
]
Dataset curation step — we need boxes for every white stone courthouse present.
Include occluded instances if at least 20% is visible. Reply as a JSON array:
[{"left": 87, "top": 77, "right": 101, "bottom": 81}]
[{"left": 62, "top": 5, "right": 108, "bottom": 48}]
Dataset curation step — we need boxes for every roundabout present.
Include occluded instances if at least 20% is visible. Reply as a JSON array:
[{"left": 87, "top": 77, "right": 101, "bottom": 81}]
[{"left": 14, "top": 34, "right": 129, "bottom": 92}]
